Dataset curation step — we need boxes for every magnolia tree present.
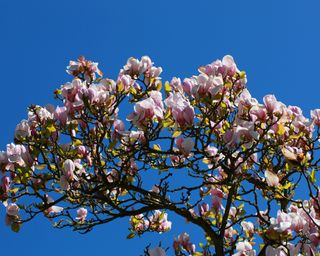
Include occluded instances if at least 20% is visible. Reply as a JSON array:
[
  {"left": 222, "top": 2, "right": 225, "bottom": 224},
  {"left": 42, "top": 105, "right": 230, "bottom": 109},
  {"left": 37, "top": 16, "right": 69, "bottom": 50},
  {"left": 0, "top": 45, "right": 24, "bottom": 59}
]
[{"left": 1, "top": 55, "right": 320, "bottom": 256}]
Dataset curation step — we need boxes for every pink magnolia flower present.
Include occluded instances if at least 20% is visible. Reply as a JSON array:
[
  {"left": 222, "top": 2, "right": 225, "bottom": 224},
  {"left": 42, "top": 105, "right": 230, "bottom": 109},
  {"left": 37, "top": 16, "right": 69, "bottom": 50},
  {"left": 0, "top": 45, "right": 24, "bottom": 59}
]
[
  {"left": 198, "top": 55, "right": 239, "bottom": 77},
  {"left": 233, "top": 240, "right": 256, "bottom": 256},
  {"left": 15, "top": 120, "right": 31, "bottom": 139},
  {"left": 151, "top": 185, "right": 160, "bottom": 194},
  {"left": 148, "top": 247, "right": 166, "bottom": 256},
  {"left": 264, "top": 170, "right": 280, "bottom": 187},
  {"left": 6, "top": 143, "right": 32, "bottom": 166},
  {"left": 1, "top": 176, "right": 10, "bottom": 193},
  {"left": 229, "top": 206, "right": 237, "bottom": 219},
  {"left": 117, "top": 74, "right": 133, "bottom": 91},
  {"left": 170, "top": 77, "right": 183, "bottom": 92},
  {"left": 113, "top": 119, "right": 125, "bottom": 137},
  {"left": 6, "top": 203, "right": 19, "bottom": 216},
  {"left": 174, "top": 232, "right": 196, "bottom": 254},
  {"left": 76, "top": 208, "right": 88, "bottom": 222},
  {"left": 164, "top": 92, "right": 194, "bottom": 127},
  {"left": 311, "top": 109, "right": 320, "bottom": 126},
  {"left": 241, "top": 221, "right": 254, "bottom": 236},
  {"left": 192, "top": 73, "right": 224, "bottom": 98},
  {"left": 61, "top": 79, "right": 86, "bottom": 111},
  {"left": 54, "top": 106, "right": 68, "bottom": 125},
  {"left": 224, "top": 226, "right": 234, "bottom": 241},
  {"left": 183, "top": 77, "right": 197, "bottom": 95},
  {"left": 149, "top": 210, "right": 172, "bottom": 233},
  {"left": 120, "top": 56, "right": 162, "bottom": 79},
  {"left": 211, "top": 187, "right": 224, "bottom": 212},
  {"left": 127, "top": 91, "right": 164, "bottom": 127},
  {"left": 224, "top": 123, "right": 259, "bottom": 147},
  {"left": 44, "top": 195, "right": 64, "bottom": 215},
  {"left": 176, "top": 137, "right": 194, "bottom": 156},
  {"left": 67, "top": 56, "right": 102, "bottom": 82},
  {"left": 198, "top": 203, "right": 209, "bottom": 216},
  {"left": 63, "top": 159, "right": 75, "bottom": 181},
  {"left": 263, "top": 94, "right": 283, "bottom": 114},
  {"left": 250, "top": 105, "right": 267, "bottom": 122},
  {"left": 265, "top": 246, "right": 287, "bottom": 256}
]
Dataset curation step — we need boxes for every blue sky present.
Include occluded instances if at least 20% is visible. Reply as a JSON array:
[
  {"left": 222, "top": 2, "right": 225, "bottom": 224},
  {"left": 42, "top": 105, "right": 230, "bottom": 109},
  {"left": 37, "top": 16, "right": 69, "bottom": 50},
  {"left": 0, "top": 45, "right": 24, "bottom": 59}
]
[{"left": 1, "top": 0, "right": 320, "bottom": 255}]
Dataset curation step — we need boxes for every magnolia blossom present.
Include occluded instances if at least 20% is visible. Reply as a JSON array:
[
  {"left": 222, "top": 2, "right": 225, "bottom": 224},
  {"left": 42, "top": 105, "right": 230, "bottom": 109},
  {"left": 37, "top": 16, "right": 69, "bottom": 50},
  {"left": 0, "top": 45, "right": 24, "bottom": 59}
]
[
  {"left": 224, "top": 122, "right": 259, "bottom": 147},
  {"left": 264, "top": 170, "right": 280, "bottom": 187},
  {"left": 117, "top": 74, "right": 133, "bottom": 91},
  {"left": 173, "top": 232, "right": 196, "bottom": 254},
  {"left": 233, "top": 240, "right": 256, "bottom": 256},
  {"left": 1, "top": 176, "right": 10, "bottom": 193},
  {"left": 76, "top": 208, "right": 88, "bottom": 222},
  {"left": 311, "top": 109, "right": 320, "bottom": 126},
  {"left": 6, "top": 143, "right": 32, "bottom": 166},
  {"left": 120, "top": 56, "right": 162, "bottom": 79},
  {"left": 183, "top": 77, "right": 197, "bottom": 95},
  {"left": 211, "top": 187, "right": 224, "bottom": 212},
  {"left": 63, "top": 159, "right": 75, "bottom": 181},
  {"left": 149, "top": 210, "right": 172, "bottom": 233},
  {"left": 176, "top": 137, "right": 194, "bottom": 156},
  {"left": 61, "top": 78, "right": 87, "bottom": 110},
  {"left": 85, "top": 83, "right": 110, "bottom": 104},
  {"left": 266, "top": 244, "right": 302, "bottom": 256},
  {"left": 14, "top": 120, "right": 30, "bottom": 139},
  {"left": 241, "top": 221, "right": 254, "bottom": 236},
  {"left": 54, "top": 106, "right": 68, "bottom": 125},
  {"left": 44, "top": 195, "right": 64, "bottom": 215},
  {"left": 170, "top": 77, "right": 183, "bottom": 92},
  {"left": 6, "top": 203, "right": 19, "bottom": 216},
  {"left": 198, "top": 55, "right": 239, "bottom": 78},
  {"left": 127, "top": 91, "right": 164, "bottom": 127},
  {"left": 198, "top": 203, "right": 209, "bottom": 216},
  {"left": 263, "top": 95, "right": 283, "bottom": 114},
  {"left": 164, "top": 92, "right": 194, "bottom": 127},
  {"left": 148, "top": 247, "right": 166, "bottom": 256},
  {"left": 191, "top": 73, "right": 224, "bottom": 98},
  {"left": 67, "top": 56, "right": 102, "bottom": 82}
]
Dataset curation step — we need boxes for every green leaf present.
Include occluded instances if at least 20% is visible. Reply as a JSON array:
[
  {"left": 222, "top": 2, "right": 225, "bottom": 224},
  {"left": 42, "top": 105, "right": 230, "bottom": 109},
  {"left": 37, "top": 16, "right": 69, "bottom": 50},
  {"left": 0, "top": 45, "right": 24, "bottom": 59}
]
[
  {"left": 108, "top": 140, "right": 117, "bottom": 150},
  {"left": 36, "top": 164, "right": 47, "bottom": 170},
  {"left": 73, "top": 139, "right": 82, "bottom": 146},
  {"left": 153, "top": 144, "right": 161, "bottom": 151},
  {"left": 156, "top": 80, "right": 162, "bottom": 91},
  {"left": 126, "top": 233, "right": 136, "bottom": 239},
  {"left": 311, "top": 169, "right": 316, "bottom": 184},
  {"left": 117, "top": 81, "right": 124, "bottom": 92},
  {"left": 164, "top": 81, "right": 171, "bottom": 92},
  {"left": 46, "top": 124, "right": 56, "bottom": 133},
  {"left": 277, "top": 123, "right": 286, "bottom": 136},
  {"left": 11, "top": 222, "right": 20, "bottom": 233},
  {"left": 172, "top": 130, "right": 182, "bottom": 138}
]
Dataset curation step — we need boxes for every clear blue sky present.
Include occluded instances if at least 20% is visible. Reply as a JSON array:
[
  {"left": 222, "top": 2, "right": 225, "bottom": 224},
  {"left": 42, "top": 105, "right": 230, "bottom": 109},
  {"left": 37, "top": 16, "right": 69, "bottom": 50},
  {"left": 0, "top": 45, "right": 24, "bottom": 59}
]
[{"left": 1, "top": 0, "right": 320, "bottom": 255}]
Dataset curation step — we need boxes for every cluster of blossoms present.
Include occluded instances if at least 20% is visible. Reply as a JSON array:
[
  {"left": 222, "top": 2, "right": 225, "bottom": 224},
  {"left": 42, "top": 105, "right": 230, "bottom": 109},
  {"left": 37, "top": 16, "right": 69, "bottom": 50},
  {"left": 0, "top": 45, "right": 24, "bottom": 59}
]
[
  {"left": 2, "top": 54, "right": 320, "bottom": 255},
  {"left": 130, "top": 210, "right": 172, "bottom": 235},
  {"left": 173, "top": 232, "right": 196, "bottom": 255}
]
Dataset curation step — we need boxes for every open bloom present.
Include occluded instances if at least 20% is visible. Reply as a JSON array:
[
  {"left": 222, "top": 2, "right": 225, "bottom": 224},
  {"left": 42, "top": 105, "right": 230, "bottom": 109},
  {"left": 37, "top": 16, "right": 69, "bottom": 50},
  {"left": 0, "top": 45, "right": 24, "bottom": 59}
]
[
  {"left": 15, "top": 120, "right": 30, "bottom": 139},
  {"left": 265, "top": 170, "right": 280, "bottom": 187},
  {"left": 127, "top": 91, "right": 164, "bottom": 127},
  {"left": 164, "top": 92, "right": 194, "bottom": 127},
  {"left": 176, "top": 137, "right": 194, "bottom": 156},
  {"left": 233, "top": 240, "right": 256, "bottom": 256},
  {"left": 76, "top": 208, "right": 88, "bottom": 222}
]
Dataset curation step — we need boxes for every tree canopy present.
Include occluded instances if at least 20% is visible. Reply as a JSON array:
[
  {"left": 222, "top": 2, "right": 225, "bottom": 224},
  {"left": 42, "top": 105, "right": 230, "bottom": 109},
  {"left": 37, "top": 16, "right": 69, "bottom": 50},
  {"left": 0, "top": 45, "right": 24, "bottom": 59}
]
[{"left": 1, "top": 55, "right": 320, "bottom": 255}]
